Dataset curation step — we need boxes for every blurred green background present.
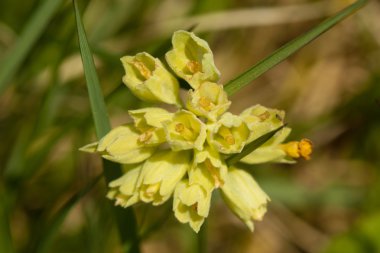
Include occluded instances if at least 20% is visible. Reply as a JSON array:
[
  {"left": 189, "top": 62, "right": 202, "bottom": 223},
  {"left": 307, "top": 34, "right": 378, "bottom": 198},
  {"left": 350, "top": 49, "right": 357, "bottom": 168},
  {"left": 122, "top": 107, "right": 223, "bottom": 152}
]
[{"left": 1, "top": 0, "right": 380, "bottom": 252}]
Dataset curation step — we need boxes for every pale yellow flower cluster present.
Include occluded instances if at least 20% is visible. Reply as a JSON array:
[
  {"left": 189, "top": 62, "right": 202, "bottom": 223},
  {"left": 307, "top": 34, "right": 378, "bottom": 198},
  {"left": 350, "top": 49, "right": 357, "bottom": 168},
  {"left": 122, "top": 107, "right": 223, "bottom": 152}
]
[{"left": 81, "top": 30, "right": 312, "bottom": 232}]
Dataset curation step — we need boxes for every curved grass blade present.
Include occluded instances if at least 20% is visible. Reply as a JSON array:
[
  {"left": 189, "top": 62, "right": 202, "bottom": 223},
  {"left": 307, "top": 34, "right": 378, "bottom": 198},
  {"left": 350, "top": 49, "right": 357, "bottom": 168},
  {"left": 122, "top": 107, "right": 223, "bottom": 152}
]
[
  {"left": 224, "top": 0, "right": 368, "bottom": 96},
  {"left": 73, "top": 1, "right": 140, "bottom": 252},
  {"left": 0, "top": 0, "right": 63, "bottom": 94},
  {"left": 226, "top": 125, "right": 284, "bottom": 166}
]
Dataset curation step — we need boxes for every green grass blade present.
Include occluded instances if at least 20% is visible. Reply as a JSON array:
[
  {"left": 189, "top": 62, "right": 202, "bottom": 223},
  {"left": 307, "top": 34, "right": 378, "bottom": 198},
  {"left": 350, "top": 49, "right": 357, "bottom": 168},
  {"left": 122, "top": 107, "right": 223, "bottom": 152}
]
[
  {"left": 226, "top": 125, "right": 284, "bottom": 166},
  {"left": 224, "top": 0, "right": 368, "bottom": 96},
  {"left": 73, "top": 1, "right": 140, "bottom": 252},
  {"left": 73, "top": 0, "right": 111, "bottom": 138},
  {"left": 0, "top": 0, "right": 63, "bottom": 94},
  {"left": 0, "top": 190, "right": 14, "bottom": 253}
]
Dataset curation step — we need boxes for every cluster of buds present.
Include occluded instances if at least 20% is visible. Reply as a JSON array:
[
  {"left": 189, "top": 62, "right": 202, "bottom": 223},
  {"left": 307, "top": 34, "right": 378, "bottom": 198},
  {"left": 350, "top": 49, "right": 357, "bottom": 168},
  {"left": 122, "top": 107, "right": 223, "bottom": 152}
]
[{"left": 81, "top": 30, "right": 312, "bottom": 232}]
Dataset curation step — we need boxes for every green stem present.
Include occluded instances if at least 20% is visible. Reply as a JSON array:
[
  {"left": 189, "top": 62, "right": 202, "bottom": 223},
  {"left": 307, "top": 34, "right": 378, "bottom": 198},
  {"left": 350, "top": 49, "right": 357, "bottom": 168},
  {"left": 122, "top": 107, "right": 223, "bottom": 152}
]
[
  {"left": 0, "top": 189, "right": 14, "bottom": 253},
  {"left": 197, "top": 220, "right": 208, "bottom": 253},
  {"left": 73, "top": 1, "right": 140, "bottom": 252}
]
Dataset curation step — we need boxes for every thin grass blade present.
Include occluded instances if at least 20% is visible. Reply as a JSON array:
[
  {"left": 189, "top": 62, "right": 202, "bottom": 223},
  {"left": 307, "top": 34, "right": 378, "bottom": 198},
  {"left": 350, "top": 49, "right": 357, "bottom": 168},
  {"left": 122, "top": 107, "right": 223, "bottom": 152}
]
[
  {"left": 0, "top": 0, "right": 63, "bottom": 94},
  {"left": 0, "top": 190, "right": 14, "bottom": 253},
  {"left": 224, "top": 0, "right": 368, "bottom": 96},
  {"left": 226, "top": 125, "right": 284, "bottom": 166},
  {"left": 73, "top": 1, "right": 140, "bottom": 252}
]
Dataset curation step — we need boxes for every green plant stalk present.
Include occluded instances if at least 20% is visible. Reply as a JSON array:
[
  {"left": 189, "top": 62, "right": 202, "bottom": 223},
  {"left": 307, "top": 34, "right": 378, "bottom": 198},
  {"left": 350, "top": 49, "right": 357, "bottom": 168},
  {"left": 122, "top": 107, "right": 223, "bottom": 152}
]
[
  {"left": 73, "top": 1, "right": 140, "bottom": 252},
  {"left": 0, "top": 0, "right": 63, "bottom": 94},
  {"left": 0, "top": 189, "right": 14, "bottom": 253},
  {"left": 197, "top": 220, "right": 207, "bottom": 253},
  {"left": 224, "top": 0, "right": 368, "bottom": 96}
]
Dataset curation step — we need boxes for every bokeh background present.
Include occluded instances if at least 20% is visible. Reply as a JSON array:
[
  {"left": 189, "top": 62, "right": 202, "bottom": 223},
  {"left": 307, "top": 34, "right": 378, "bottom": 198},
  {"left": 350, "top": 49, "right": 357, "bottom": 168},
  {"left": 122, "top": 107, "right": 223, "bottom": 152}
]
[{"left": 1, "top": 0, "right": 380, "bottom": 252}]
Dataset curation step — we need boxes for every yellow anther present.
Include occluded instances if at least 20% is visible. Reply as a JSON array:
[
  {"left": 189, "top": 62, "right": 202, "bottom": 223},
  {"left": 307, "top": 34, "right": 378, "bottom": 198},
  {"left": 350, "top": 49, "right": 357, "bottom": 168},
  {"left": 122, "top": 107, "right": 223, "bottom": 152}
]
[
  {"left": 218, "top": 127, "right": 235, "bottom": 145},
  {"left": 191, "top": 203, "right": 198, "bottom": 212},
  {"left": 133, "top": 61, "right": 151, "bottom": 79},
  {"left": 175, "top": 123, "right": 185, "bottom": 133},
  {"left": 175, "top": 123, "right": 194, "bottom": 141},
  {"left": 258, "top": 111, "right": 270, "bottom": 121},
  {"left": 281, "top": 139, "right": 313, "bottom": 160},
  {"left": 138, "top": 130, "right": 153, "bottom": 143},
  {"left": 199, "top": 97, "right": 213, "bottom": 111},
  {"left": 187, "top": 60, "right": 201, "bottom": 74},
  {"left": 299, "top": 139, "right": 312, "bottom": 160},
  {"left": 205, "top": 159, "right": 223, "bottom": 187},
  {"left": 145, "top": 183, "right": 160, "bottom": 196}
]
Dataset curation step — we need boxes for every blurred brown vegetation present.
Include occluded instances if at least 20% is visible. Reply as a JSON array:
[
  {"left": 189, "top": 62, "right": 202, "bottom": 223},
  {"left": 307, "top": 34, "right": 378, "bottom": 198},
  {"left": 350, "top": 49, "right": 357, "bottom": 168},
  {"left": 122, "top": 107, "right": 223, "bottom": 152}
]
[{"left": 1, "top": 0, "right": 380, "bottom": 253}]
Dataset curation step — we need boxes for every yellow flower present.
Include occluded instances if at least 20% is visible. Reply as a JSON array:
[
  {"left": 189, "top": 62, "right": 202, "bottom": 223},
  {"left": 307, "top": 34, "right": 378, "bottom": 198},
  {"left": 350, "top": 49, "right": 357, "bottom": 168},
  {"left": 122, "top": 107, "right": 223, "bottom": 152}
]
[
  {"left": 186, "top": 82, "right": 231, "bottom": 122},
  {"left": 173, "top": 179, "right": 213, "bottom": 233},
  {"left": 281, "top": 138, "right": 313, "bottom": 160},
  {"left": 121, "top": 52, "right": 181, "bottom": 105},
  {"left": 107, "top": 164, "right": 142, "bottom": 208},
  {"left": 137, "top": 150, "right": 190, "bottom": 205},
  {"left": 221, "top": 167, "right": 270, "bottom": 231},
  {"left": 165, "top": 30, "right": 220, "bottom": 89},
  {"left": 80, "top": 124, "right": 156, "bottom": 164},
  {"left": 192, "top": 144, "right": 228, "bottom": 188},
  {"left": 209, "top": 112, "right": 250, "bottom": 154},
  {"left": 81, "top": 30, "right": 314, "bottom": 234},
  {"left": 241, "top": 128, "right": 313, "bottom": 164},
  {"left": 129, "top": 107, "right": 173, "bottom": 146},
  {"left": 240, "top": 104, "right": 285, "bottom": 142},
  {"left": 163, "top": 110, "right": 207, "bottom": 151}
]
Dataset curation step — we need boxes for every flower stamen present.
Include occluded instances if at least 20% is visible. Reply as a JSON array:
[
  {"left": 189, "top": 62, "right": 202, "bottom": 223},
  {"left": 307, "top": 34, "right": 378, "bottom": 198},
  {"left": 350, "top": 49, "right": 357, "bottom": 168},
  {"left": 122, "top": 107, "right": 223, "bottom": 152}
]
[
  {"left": 145, "top": 183, "right": 160, "bottom": 197},
  {"left": 199, "top": 97, "right": 213, "bottom": 111},
  {"left": 138, "top": 130, "right": 153, "bottom": 143},
  {"left": 187, "top": 60, "right": 201, "bottom": 74},
  {"left": 133, "top": 61, "right": 151, "bottom": 79},
  {"left": 218, "top": 127, "right": 235, "bottom": 145},
  {"left": 175, "top": 123, "right": 194, "bottom": 141},
  {"left": 205, "top": 159, "right": 223, "bottom": 187},
  {"left": 258, "top": 111, "right": 270, "bottom": 121}
]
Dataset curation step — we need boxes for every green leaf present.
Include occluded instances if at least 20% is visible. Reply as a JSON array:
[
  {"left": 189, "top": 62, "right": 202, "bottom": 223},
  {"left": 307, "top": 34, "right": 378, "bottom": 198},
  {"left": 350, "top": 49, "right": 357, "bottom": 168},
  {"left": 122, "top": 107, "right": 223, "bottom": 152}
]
[
  {"left": 226, "top": 125, "right": 285, "bottom": 166},
  {"left": 0, "top": 0, "right": 63, "bottom": 94},
  {"left": 73, "top": 0, "right": 111, "bottom": 138},
  {"left": 73, "top": 1, "right": 140, "bottom": 252},
  {"left": 224, "top": 0, "right": 368, "bottom": 96},
  {"left": 0, "top": 190, "right": 14, "bottom": 253}
]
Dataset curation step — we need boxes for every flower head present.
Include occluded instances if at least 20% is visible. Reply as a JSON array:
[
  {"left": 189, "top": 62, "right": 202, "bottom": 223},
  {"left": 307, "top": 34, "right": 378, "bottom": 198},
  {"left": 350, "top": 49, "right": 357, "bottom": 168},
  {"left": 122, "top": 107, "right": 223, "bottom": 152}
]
[
  {"left": 137, "top": 150, "right": 190, "bottom": 205},
  {"left": 221, "top": 167, "right": 270, "bottom": 231},
  {"left": 163, "top": 110, "right": 207, "bottom": 151},
  {"left": 192, "top": 144, "right": 228, "bottom": 188},
  {"left": 241, "top": 128, "right": 313, "bottom": 164},
  {"left": 209, "top": 112, "right": 250, "bottom": 154},
  {"left": 173, "top": 179, "right": 212, "bottom": 232},
  {"left": 186, "top": 82, "right": 231, "bottom": 122},
  {"left": 166, "top": 30, "right": 220, "bottom": 89},
  {"left": 81, "top": 30, "right": 313, "bottom": 234},
  {"left": 240, "top": 104, "right": 284, "bottom": 142},
  {"left": 107, "top": 164, "right": 142, "bottom": 208},
  {"left": 129, "top": 107, "right": 173, "bottom": 146},
  {"left": 121, "top": 52, "right": 181, "bottom": 105},
  {"left": 81, "top": 124, "right": 156, "bottom": 164}
]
